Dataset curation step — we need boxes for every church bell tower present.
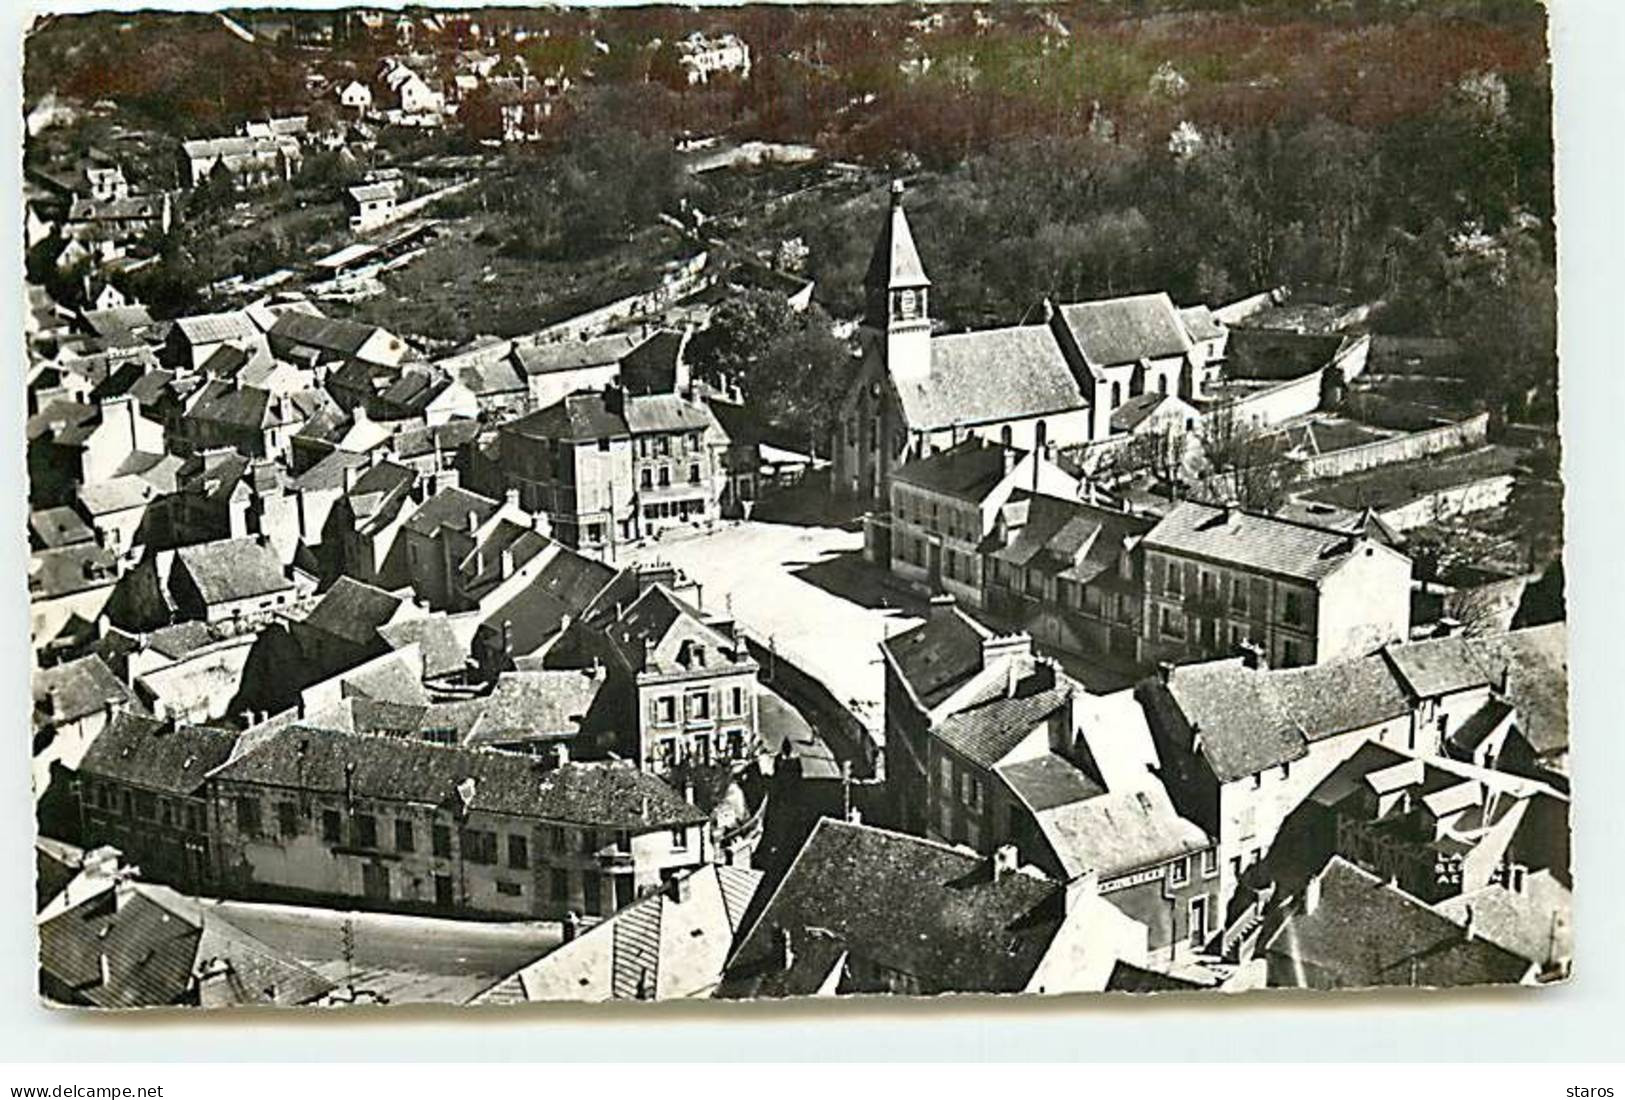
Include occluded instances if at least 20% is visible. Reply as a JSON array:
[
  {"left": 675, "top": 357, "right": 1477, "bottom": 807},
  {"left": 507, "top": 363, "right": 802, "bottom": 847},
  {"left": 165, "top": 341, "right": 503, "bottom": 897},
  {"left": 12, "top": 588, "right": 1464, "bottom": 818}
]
[{"left": 863, "top": 179, "right": 932, "bottom": 383}]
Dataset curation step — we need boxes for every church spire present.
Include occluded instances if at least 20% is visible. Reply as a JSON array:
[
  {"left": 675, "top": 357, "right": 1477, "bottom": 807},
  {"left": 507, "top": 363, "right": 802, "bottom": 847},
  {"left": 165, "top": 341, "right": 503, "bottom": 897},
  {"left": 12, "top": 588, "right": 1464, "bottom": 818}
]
[{"left": 863, "top": 179, "right": 931, "bottom": 331}]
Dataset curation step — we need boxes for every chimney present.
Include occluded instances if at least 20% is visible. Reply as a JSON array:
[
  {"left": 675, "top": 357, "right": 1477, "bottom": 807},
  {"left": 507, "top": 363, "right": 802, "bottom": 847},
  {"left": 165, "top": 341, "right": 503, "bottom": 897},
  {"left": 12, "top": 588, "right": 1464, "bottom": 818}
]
[
  {"left": 466, "top": 509, "right": 480, "bottom": 533},
  {"left": 991, "top": 844, "right": 1020, "bottom": 880},
  {"left": 1001, "top": 442, "right": 1017, "bottom": 476},
  {"left": 500, "top": 546, "right": 514, "bottom": 579},
  {"left": 1462, "top": 903, "right": 1476, "bottom": 941},
  {"left": 499, "top": 619, "right": 512, "bottom": 658},
  {"left": 668, "top": 872, "right": 693, "bottom": 905},
  {"left": 1157, "top": 660, "right": 1175, "bottom": 685},
  {"left": 1041, "top": 296, "right": 1055, "bottom": 324},
  {"left": 1303, "top": 870, "right": 1323, "bottom": 916},
  {"left": 342, "top": 463, "right": 359, "bottom": 494},
  {"left": 551, "top": 743, "right": 570, "bottom": 769},
  {"left": 846, "top": 805, "right": 863, "bottom": 825},
  {"left": 980, "top": 632, "right": 1033, "bottom": 670}
]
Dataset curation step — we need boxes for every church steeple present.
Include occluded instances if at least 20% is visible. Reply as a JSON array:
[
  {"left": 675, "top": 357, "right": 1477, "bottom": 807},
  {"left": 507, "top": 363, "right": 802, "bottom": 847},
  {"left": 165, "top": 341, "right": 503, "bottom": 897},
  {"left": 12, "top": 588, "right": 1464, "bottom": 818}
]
[{"left": 863, "top": 180, "right": 932, "bottom": 381}]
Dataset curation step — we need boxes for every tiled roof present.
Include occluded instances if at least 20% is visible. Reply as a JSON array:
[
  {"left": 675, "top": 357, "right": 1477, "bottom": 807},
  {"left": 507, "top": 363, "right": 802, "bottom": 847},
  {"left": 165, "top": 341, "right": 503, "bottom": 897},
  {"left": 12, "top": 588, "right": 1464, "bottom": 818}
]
[
  {"left": 1384, "top": 624, "right": 1568, "bottom": 756},
  {"left": 990, "top": 493, "right": 1151, "bottom": 583},
  {"left": 173, "top": 310, "right": 259, "bottom": 346},
  {"left": 881, "top": 604, "right": 990, "bottom": 709},
  {"left": 720, "top": 820, "right": 1066, "bottom": 998},
  {"left": 1109, "top": 391, "right": 1173, "bottom": 434},
  {"left": 1144, "top": 652, "right": 1410, "bottom": 783},
  {"left": 511, "top": 333, "right": 636, "bottom": 376},
  {"left": 377, "top": 616, "right": 472, "bottom": 681},
  {"left": 187, "top": 378, "right": 272, "bottom": 430},
  {"left": 29, "top": 543, "right": 119, "bottom": 600},
  {"left": 1032, "top": 784, "right": 1209, "bottom": 879},
  {"left": 33, "top": 654, "right": 132, "bottom": 728},
  {"left": 301, "top": 577, "right": 406, "bottom": 646},
  {"left": 935, "top": 672, "right": 1072, "bottom": 770},
  {"left": 1142, "top": 500, "right": 1400, "bottom": 584},
  {"left": 1055, "top": 292, "right": 1193, "bottom": 371},
  {"left": 1178, "top": 304, "right": 1226, "bottom": 343},
  {"left": 79, "top": 711, "right": 237, "bottom": 796},
  {"left": 402, "top": 486, "right": 499, "bottom": 537},
  {"left": 213, "top": 726, "right": 705, "bottom": 829},
  {"left": 30, "top": 506, "right": 95, "bottom": 549},
  {"left": 462, "top": 669, "right": 611, "bottom": 745},
  {"left": 145, "top": 622, "right": 221, "bottom": 661},
  {"left": 504, "top": 392, "right": 629, "bottom": 442},
  {"left": 893, "top": 326, "right": 1085, "bottom": 432},
  {"left": 270, "top": 311, "right": 398, "bottom": 359},
  {"left": 623, "top": 392, "right": 713, "bottom": 435},
  {"left": 174, "top": 537, "right": 293, "bottom": 606},
  {"left": 477, "top": 548, "right": 617, "bottom": 658},
  {"left": 1263, "top": 857, "right": 1534, "bottom": 989}
]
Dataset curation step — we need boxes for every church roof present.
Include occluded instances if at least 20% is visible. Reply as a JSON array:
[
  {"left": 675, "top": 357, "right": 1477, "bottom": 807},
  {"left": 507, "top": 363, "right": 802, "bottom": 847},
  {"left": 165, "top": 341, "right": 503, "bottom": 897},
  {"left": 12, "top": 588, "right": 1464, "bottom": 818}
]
[
  {"left": 863, "top": 183, "right": 929, "bottom": 326},
  {"left": 892, "top": 325, "right": 1086, "bottom": 432}
]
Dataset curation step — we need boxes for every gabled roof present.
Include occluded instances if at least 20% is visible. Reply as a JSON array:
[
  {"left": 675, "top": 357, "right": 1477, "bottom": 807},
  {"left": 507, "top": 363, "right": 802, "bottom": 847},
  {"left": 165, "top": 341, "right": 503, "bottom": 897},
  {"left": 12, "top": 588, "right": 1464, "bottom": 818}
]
[
  {"left": 990, "top": 492, "right": 1152, "bottom": 583},
  {"left": 33, "top": 654, "right": 132, "bottom": 728},
  {"left": 1142, "top": 500, "right": 1401, "bottom": 585},
  {"left": 300, "top": 577, "right": 406, "bottom": 646},
  {"left": 1031, "top": 784, "right": 1210, "bottom": 880},
  {"left": 1054, "top": 292, "right": 1193, "bottom": 372},
  {"left": 269, "top": 311, "right": 400, "bottom": 360},
  {"left": 478, "top": 547, "right": 618, "bottom": 659},
  {"left": 505, "top": 391, "right": 629, "bottom": 443},
  {"left": 173, "top": 310, "right": 259, "bottom": 346},
  {"left": 994, "top": 753, "right": 1105, "bottom": 814},
  {"left": 862, "top": 188, "right": 930, "bottom": 323},
  {"left": 79, "top": 711, "right": 238, "bottom": 796},
  {"left": 880, "top": 603, "right": 991, "bottom": 709},
  {"left": 893, "top": 326, "right": 1086, "bottom": 433},
  {"left": 1178, "top": 304, "right": 1225, "bottom": 343},
  {"left": 935, "top": 669, "right": 1072, "bottom": 770},
  {"left": 30, "top": 506, "right": 96, "bottom": 549},
  {"left": 212, "top": 726, "right": 705, "bottom": 829},
  {"left": 720, "top": 819, "right": 1068, "bottom": 998},
  {"left": 601, "top": 584, "right": 736, "bottom": 677},
  {"left": 1141, "top": 652, "right": 1414, "bottom": 782},
  {"left": 624, "top": 392, "right": 713, "bottom": 435},
  {"left": 892, "top": 436, "right": 1017, "bottom": 501},
  {"left": 1263, "top": 857, "right": 1534, "bottom": 989},
  {"left": 402, "top": 486, "right": 499, "bottom": 537},
  {"left": 174, "top": 537, "right": 293, "bottom": 605},
  {"left": 511, "top": 333, "right": 637, "bottom": 377}
]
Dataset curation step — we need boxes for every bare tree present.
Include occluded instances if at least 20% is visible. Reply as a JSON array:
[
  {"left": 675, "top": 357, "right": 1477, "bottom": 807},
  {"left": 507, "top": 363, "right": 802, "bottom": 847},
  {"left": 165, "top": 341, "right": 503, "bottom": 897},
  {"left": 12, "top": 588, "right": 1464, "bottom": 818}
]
[{"left": 1196, "top": 403, "right": 1301, "bottom": 513}]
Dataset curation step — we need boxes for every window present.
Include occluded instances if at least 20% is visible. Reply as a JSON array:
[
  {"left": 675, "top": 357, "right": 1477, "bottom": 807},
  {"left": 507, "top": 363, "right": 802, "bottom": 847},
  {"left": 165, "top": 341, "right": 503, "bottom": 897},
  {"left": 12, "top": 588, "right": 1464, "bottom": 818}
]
[
  {"left": 277, "top": 801, "right": 299, "bottom": 839},
  {"left": 640, "top": 468, "right": 652, "bottom": 490},
  {"left": 462, "top": 829, "right": 498, "bottom": 865},
  {"left": 1169, "top": 857, "right": 1190, "bottom": 886},
  {"left": 1201, "top": 849, "right": 1219, "bottom": 878},
  {"left": 937, "top": 754, "right": 952, "bottom": 793},
  {"left": 1282, "top": 639, "right": 1304, "bottom": 668},
  {"left": 395, "top": 819, "right": 415, "bottom": 852},
  {"left": 579, "top": 828, "right": 597, "bottom": 855},
  {"left": 1119, "top": 593, "right": 1136, "bottom": 624},
  {"left": 508, "top": 834, "right": 529, "bottom": 870},
  {"left": 236, "top": 797, "right": 263, "bottom": 838},
  {"left": 671, "top": 827, "right": 689, "bottom": 851},
  {"left": 1165, "top": 561, "right": 1184, "bottom": 597},
  {"left": 550, "top": 869, "right": 568, "bottom": 902},
  {"left": 548, "top": 825, "right": 566, "bottom": 851},
  {"left": 583, "top": 871, "right": 604, "bottom": 917},
  {"left": 961, "top": 774, "right": 981, "bottom": 810},
  {"left": 655, "top": 696, "right": 676, "bottom": 725},
  {"left": 1201, "top": 571, "right": 1218, "bottom": 600},
  {"left": 352, "top": 813, "right": 378, "bottom": 849},
  {"left": 730, "top": 686, "right": 745, "bottom": 717},
  {"left": 1160, "top": 607, "right": 1185, "bottom": 639},
  {"left": 686, "top": 691, "right": 711, "bottom": 721},
  {"left": 1282, "top": 590, "right": 1304, "bottom": 626},
  {"left": 1230, "top": 577, "right": 1248, "bottom": 612},
  {"left": 659, "top": 466, "right": 671, "bottom": 487},
  {"left": 496, "top": 881, "right": 522, "bottom": 897},
  {"left": 613, "top": 830, "right": 632, "bottom": 854},
  {"left": 321, "top": 809, "right": 342, "bottom": 844},
  {"left": 1251, "top": 771, "right": 1263, "bottom": 790},
  {"left": 597, "top": 438, "right": 610, "bottom": 452},
  {"left": 432, "top": 824, "right": 452, "bottom": 858},
  {"left": 688, "top": 464, "right": 700, "bottom": 484}
]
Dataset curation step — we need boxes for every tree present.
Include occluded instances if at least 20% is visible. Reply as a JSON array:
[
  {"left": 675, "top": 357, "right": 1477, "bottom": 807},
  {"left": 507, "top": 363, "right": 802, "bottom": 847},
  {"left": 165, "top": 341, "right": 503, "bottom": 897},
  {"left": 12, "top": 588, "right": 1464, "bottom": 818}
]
[{"left": 1196, "top": 403, "right": 1300, "bottom": 514}]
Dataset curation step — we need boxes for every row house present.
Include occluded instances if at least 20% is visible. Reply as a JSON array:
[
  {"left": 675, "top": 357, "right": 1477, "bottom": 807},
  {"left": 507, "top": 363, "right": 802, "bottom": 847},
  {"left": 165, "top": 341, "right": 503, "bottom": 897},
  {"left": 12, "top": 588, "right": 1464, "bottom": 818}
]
[
  {"left": 207, "top": 726, "right": 709, "bottom": 920},
  {"left": 77, "top": 711, "right": 238, "bottom": 890},
  {"left": 178, "top": 135, "right": 303, "bottom": 191},
  {"left": 1139, "top": 501, "right": 1412, "bottom": 670},
  {"left": 883, "top": 436, "right": 1080, "bottom": 607}
]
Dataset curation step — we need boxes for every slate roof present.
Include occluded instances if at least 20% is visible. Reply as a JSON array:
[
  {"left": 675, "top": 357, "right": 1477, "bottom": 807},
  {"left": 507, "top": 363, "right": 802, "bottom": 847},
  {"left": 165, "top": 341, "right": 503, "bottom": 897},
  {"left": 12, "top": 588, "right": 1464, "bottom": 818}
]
[
  {"left": 1178, "top": 304, "right": 1226, "bottom": 343},
  {"left": 893, "top": 326, "right": 1085, "bottom": 432},
  {"left": 29, "top": 544, "right": 119, "bottom": 600},
  {"left": 269, "top": 311, "right": 397, "bottom": 359},
  {"left": 186, "top": 379, "right": 273, "bottom": 430},
  {"left": 79, "top": 711, "right": 238, "bottom": 796},
  {"left": 301, "top": 577, "right": 405, "bottom": 646},
  {"left": 33, "top": 654, "right": 132, "bottom": 728},
  {"left": 935, "top": 671, "right": 1072, "bottom": 769},
  {"left": 720, "top": 819, "right": 1067, "bottom": 998},
  {"left": 624, "top": 392, "right": 713, "bottom": 435},
  {"left": 1264, "top": 857, "right": 1534, "bottom": 989},
  {"left": 145, "top": 622, "right": 221, "bottom": 661},
  {"left": 994, "top": 753, "right": 1106, "bottom": 814},
  {"left": 377, "top": 616, "right": 471, "bottom": 681},
  {"left": 1032, "top": 785, "right": 1210, "bottom": 880},
  {"left": 1055, "top": 292, "right": 1193, "bottom": 372},
  {"left": 402, "top": 486, "right": 499, "bottom": 537},
  {"left": 892, "top": 437, "right": 1016, "bottom": 500},
  {"left": 213, "top": 726, "right": 705, "bottom": 829},
  {"left": 1110, "top": 391, "right": 1174, "bottom": 434},
  {"left": 30, "top": 506, "right": 95, "bottom": 549},
  {"left": 511, "top": 333, "right": 636, "bottom": 376},
  {"left": 477, "top": 548, "right": 617, "bottom": 659},
  {"left": 174, "top": 537, "right": 293, "bottom": 605},
  {"left": 461, "top": 669, "right": 612, "bottom": 746},
  {"left": 881, "top": 604, "right": 991, "bottom": 709},
  {"left": 1143, "top": 652, "right": 1412, "bottom": 783},
  {"left": 1382, "top": 626, "right": 1568, "bottom": 753},
  {"left": 863, "top": 192, "right": 930, "bottom": 310},
  {"left": 1142, "top": 500, "right": 1398, "bottom": 585},
  {"left": 990, "top": 493, "right": 1152, "bottom": 584},
  {"left": 505, "top": 392, "right": 630, "bottom": 443}
]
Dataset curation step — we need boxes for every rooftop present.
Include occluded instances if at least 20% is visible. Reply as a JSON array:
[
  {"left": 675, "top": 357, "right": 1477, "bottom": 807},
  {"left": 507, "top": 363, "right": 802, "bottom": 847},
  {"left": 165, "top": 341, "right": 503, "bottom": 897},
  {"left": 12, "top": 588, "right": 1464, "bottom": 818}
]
[{"left": 1142, "top": 500, "right": 1405, "bottom": 585}]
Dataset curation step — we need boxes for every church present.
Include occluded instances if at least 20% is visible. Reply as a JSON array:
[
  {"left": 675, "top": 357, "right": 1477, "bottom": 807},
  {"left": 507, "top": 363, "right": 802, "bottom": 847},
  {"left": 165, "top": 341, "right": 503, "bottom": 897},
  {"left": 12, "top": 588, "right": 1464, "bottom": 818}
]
[{"left": 832, "top": 180, "right": 1227, "bottom": 506}]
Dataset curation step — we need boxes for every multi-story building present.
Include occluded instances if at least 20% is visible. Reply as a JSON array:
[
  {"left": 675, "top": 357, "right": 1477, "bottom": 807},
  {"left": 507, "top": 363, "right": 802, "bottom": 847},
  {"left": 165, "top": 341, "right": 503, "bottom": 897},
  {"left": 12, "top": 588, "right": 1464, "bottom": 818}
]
[
  {"left": 884, "top": 437, "right": 1080, "bottom": 608},
  {"left": 1138, "top": 501, "right": 1411, "bottom": 670},
  {"left": 497, "top": 387, "right": 723, "bottom": 556},
  {"left": 207, "top": 726, "right": 710, "bottom": 920},
  {"left": 77, "top": 711, "right": 238, "bottom": 891}
]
